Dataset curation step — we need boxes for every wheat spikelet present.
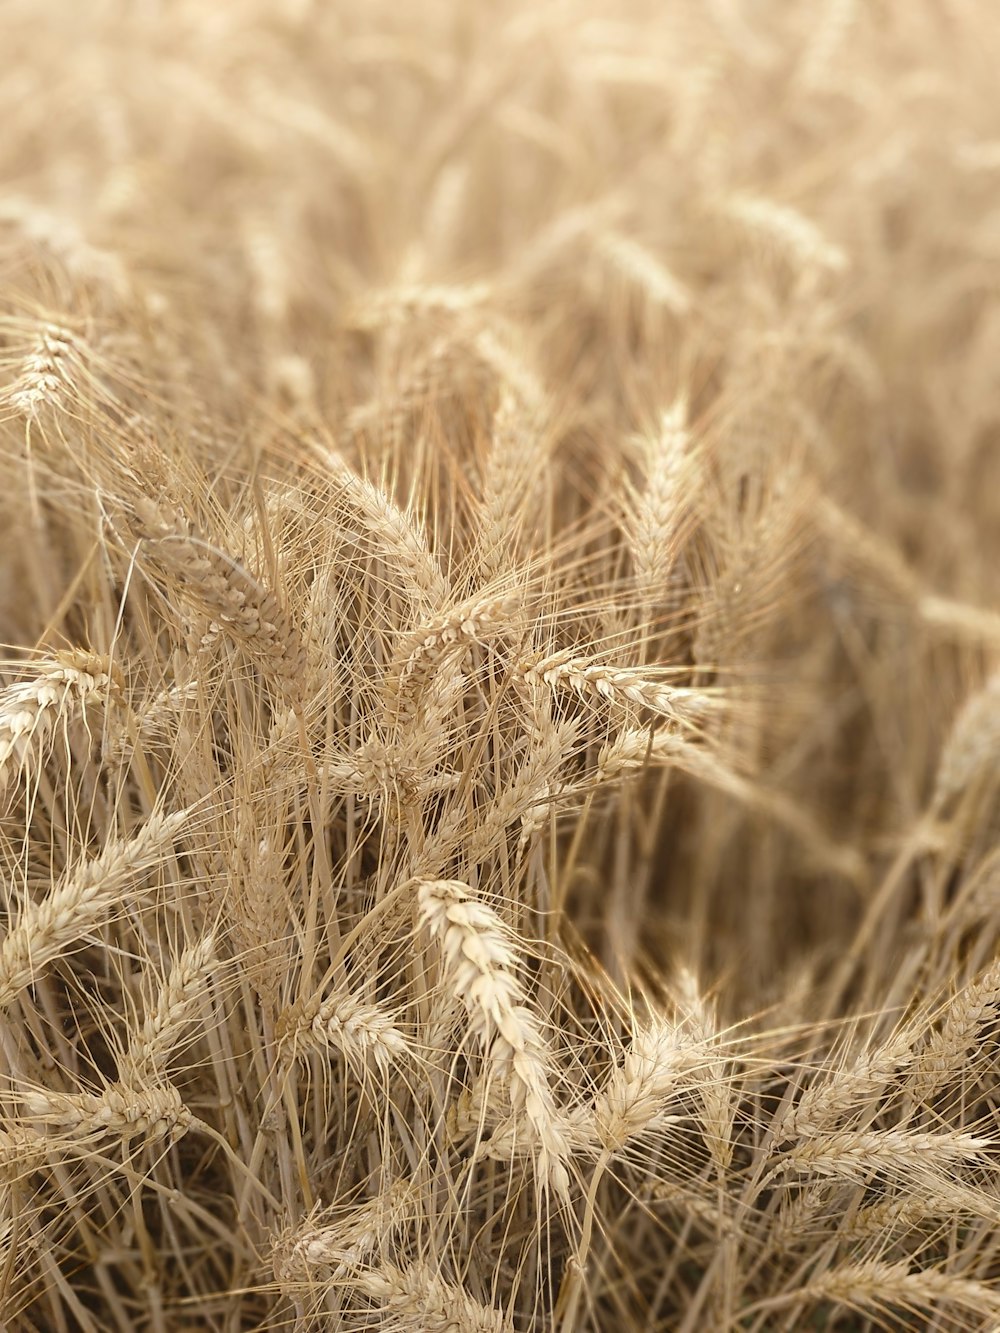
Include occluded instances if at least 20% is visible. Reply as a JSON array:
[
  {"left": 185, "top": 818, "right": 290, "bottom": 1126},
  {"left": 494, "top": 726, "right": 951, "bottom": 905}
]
[
  {"left": 846, "top": 1185, "right": 1000, "bottom": 1238},
  {"left": 315, "top": 446, "right": 450, "bottom": 609},
  {"left": 385, "top": 591, "right": 523, "bottom": 724},
  {"left": 476, "top": 383, "right": 548, "bottom": 582},
  {"left": 521, "top": 653, "right": 717, "bottom": 727},
  {"left": 4, "top": 323, "right": 77, "bottom": 418},
  {"left": 591, "top": 229, "right": 692, "bottom": 315},
  {"left": 463, "top": 717, "right": 578, "bottom": 864},
  {"left": 588, "top": 1017, "right": 703, "bottom": 1153},
  {"left": 273, "top": 1180, "right": 417, "bottom": 1288},
  {"left": 723, "top": 192, "right": 848, "bottom": 276},
  {"left": 909, "top": 957, "right": 1000, "bottom": 1102},
  {"left": 675, "top": 969, "right": 734, "bottom": 1171},
  {"left": 0, "top": 1126, "right": 55, "bottom": 1178},
  {"left": 345, "top": 281, "right": 492, "bottom": 331},
  {"left": 932, "top": 674, "right": 1000, "bottom": 808},
  {"left": 781, "top": 1030, "right": 915, "bottom": 1139},
  {"left": 130, "top": 499, "right": 306, "bottom": 699},
  {"left": 622, "top": 400, "right": 693, "bottom": 615},
  {"left": 798, "top": 1259, "right": 1000, "bottom": 1323},
  {"left": 776, "top": 1128, "right": 991, "bottom": 1186}
]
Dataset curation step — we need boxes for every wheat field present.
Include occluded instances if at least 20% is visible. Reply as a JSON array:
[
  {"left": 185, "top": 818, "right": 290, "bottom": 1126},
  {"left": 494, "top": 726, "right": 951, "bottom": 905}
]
[{"left": 1, "top": 1, "right": 1000, "bottom": 1329}]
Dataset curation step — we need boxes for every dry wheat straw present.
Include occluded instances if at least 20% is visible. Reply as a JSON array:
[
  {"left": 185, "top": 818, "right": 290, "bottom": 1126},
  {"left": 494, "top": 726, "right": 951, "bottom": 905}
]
[{"left": 599, "top": 727, "right": 865, "bottom": 882}]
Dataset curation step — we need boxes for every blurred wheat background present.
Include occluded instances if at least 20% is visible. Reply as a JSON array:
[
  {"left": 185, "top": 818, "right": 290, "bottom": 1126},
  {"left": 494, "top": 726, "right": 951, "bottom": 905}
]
[{"left": 2, "top": 0, "right": 1000, "bottom": 1329}]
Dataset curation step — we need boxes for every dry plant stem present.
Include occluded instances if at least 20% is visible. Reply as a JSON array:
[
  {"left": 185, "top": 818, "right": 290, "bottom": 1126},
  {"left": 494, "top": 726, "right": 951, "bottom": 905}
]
[
  {"left": 823, "top": 827, "right": 930, "bottom": 1016},
  {"left": 556, "top": 1146, "right": 610, "bottom": 1333}
]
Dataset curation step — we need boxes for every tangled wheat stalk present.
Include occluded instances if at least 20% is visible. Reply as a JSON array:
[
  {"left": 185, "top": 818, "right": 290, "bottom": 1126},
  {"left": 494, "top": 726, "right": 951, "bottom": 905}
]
[{"left": 1, "top": 1, "right": 1000, "bottom": 1329}]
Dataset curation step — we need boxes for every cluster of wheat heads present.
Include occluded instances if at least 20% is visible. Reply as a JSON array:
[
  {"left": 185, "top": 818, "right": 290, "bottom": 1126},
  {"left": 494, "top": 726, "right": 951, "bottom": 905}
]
[{"left": 2, "top": 0, "right": 1000, "bottom": 1330}]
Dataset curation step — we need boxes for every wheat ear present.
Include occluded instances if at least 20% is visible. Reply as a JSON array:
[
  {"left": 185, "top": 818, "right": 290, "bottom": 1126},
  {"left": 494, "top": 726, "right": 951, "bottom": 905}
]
[
  {"left": 521, "top": 653, "right": 718, "bottom": 726},
  {"left": 349, "top": 1260, "right": 511, "bottom": 1333},
  {"left": 276, "top": 984, "right": 411, "bottom": 1078},
  {"left": 416, "top": 878, "right": 570, "bottom": 1196},
  {"left": 131, "top": 498, "right": 306, "bottom": 699},
  {"left": 122, "top": 933, "right": 218, "bottom": 1080},
  {"left": 273, "top": 1179, "right": 417, "bottom": 1288},
  {"left": 0, "top": 650, "right": 121, "bottom": 796},
  {"left": 0, "top": 810, "right": 188, "bottom": 1010}
]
